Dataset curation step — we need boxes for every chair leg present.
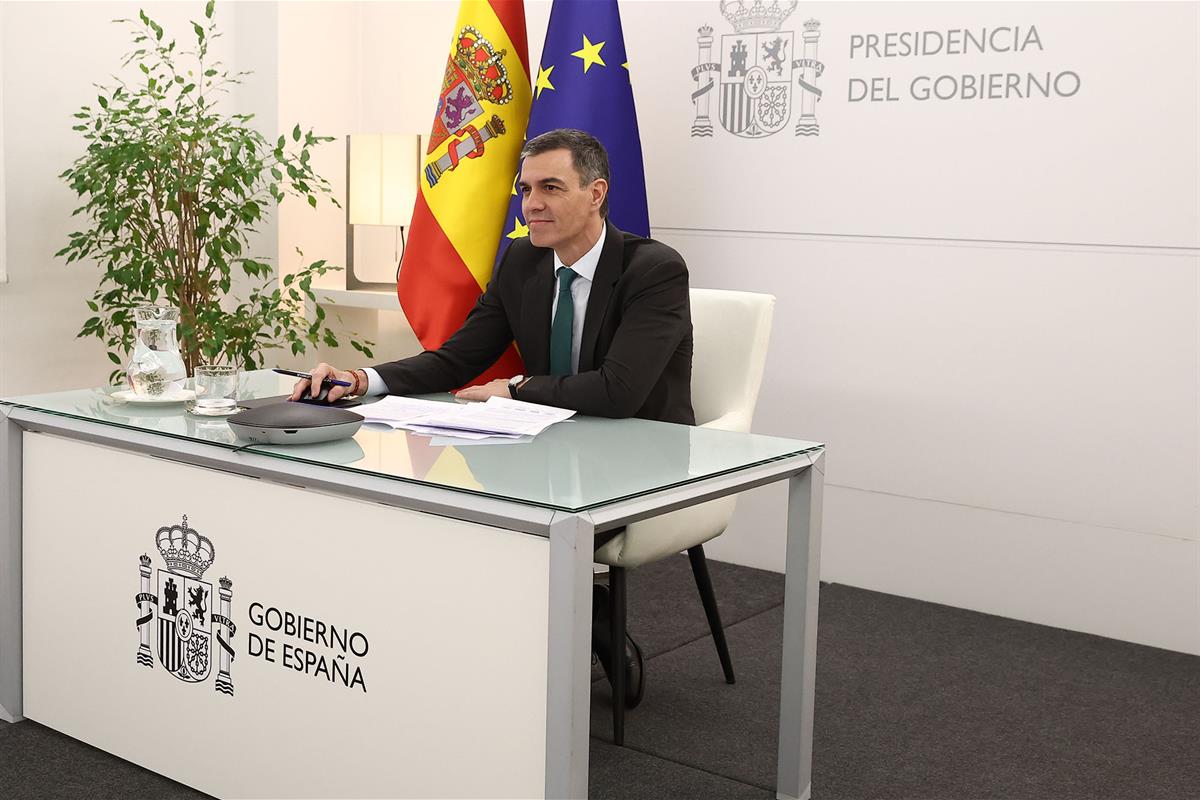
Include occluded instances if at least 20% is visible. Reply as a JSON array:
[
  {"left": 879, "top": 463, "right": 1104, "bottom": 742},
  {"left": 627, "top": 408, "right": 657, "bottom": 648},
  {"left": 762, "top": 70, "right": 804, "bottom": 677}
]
[
  {"left": 610, "top": 565, "right": 626, "bottom": 746},
  {"left": 687, "top": 545, "right": 735, "bottom": 684}
]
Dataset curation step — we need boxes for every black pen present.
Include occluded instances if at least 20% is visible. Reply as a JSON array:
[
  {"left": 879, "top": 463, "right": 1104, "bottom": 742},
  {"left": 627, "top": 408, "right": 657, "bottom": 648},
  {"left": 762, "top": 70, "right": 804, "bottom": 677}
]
[{"left": 272, "top": 368, "right": 353, "bottom": 387}]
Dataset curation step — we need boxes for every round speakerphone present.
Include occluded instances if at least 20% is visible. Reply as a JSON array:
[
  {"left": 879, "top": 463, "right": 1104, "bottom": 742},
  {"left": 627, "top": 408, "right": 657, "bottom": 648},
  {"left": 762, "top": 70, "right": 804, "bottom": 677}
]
[{"left": 227, "top": 403, "right": 364, "bottom": 445}]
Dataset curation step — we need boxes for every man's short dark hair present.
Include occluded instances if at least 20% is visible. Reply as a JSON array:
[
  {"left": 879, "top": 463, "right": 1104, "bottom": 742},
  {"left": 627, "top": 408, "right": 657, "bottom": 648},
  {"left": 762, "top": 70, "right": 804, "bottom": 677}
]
[{"left": 521, "top": 128, "right": 611, "bottom": 217}]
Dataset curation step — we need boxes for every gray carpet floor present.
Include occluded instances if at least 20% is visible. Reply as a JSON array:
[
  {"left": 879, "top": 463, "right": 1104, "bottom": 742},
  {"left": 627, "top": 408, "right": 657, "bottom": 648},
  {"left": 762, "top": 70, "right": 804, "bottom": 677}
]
[{"left": 2, "top": 555, "right": 1198, "bottom": 799}]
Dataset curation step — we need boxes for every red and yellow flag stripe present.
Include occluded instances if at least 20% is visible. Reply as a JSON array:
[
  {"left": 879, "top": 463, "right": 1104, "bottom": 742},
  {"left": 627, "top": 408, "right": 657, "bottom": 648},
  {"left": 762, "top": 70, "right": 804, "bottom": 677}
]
[{"left": 398, "top": 0, "right": 530, "bottom": 385}]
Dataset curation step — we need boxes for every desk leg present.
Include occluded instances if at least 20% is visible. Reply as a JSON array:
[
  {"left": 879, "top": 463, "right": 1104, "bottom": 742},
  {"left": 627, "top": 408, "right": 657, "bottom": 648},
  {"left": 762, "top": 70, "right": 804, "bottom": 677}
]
[
  {"left": 0, "top": 411, "right": 23, "bottom": 723},
  {"left": 777, "top": 455, "right": 824, "bottom": 800},
  {"left": 545, "top": 512, "right": 594, "bottom": 799}
]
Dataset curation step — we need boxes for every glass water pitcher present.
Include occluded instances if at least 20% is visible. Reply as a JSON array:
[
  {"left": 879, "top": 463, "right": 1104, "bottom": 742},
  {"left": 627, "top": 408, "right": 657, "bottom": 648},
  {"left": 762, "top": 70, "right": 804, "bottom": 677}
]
[{"left": 126, "top": 305, "right": 187, "bottom": 395}]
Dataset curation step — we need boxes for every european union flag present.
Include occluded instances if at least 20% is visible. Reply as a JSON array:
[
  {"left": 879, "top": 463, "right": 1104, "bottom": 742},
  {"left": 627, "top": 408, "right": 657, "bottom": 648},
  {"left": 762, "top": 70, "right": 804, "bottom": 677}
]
[{"left": 496, "top": 0, "right": 649, "bottom": 263}]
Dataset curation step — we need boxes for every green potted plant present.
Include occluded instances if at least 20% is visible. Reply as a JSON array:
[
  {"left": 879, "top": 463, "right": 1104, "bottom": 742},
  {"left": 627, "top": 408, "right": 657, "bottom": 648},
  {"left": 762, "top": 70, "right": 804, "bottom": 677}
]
[{"left": 57, "top": 1, "right": 371, "bottom": 380}]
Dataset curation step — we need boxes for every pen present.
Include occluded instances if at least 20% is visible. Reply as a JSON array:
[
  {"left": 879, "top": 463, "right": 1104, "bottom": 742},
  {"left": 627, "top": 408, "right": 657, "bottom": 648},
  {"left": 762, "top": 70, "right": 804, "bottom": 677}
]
[{"left": 272, "top": 368, "right": 353, "bottom": 387}]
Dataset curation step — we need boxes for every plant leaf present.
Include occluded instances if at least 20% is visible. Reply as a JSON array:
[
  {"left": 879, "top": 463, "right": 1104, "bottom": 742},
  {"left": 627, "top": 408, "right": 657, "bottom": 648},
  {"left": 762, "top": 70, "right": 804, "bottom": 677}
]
[{"left": 60, "top": 8, "right": 345, "bottom": 378}]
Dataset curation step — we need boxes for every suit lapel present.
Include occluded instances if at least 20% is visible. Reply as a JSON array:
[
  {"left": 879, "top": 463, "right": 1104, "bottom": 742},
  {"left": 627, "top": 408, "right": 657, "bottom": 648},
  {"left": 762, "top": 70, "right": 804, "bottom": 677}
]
[
  {"left": 522, "top": 247, "right": 556, "bottom": 376},
  {"left": 579, "top": 222, "right": 623, "bottom": 372}
]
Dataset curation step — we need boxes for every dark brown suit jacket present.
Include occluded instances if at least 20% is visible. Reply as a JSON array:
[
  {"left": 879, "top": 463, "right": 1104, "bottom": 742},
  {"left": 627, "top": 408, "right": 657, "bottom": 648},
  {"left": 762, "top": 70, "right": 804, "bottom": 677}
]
[{"left": 372, "top": 221, "right": 695, "bottom": 424}]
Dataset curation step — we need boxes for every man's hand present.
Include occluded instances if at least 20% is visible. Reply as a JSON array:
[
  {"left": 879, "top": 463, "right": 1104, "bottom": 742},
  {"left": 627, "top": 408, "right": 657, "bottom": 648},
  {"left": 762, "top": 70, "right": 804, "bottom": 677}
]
[
  {"left": 454, "top": 378, "right": 513, "bottom": 402},
  {"left": 287, "top": 362, "right": 358, "bottom": 403}
]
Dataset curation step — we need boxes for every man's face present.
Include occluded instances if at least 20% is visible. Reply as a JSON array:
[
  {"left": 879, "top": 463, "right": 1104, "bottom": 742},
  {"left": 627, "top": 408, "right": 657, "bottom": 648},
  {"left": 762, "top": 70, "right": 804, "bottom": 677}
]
[{"left": 518, "top": 148, "right": 606, "bottom": 257}]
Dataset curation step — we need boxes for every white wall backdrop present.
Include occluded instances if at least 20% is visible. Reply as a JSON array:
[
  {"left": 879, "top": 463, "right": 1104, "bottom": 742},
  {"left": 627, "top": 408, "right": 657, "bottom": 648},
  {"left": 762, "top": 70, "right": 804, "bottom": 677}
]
[
  {"left": 637, "top": 2, "right": 1198, "bottom": 247},
  {"left": 271, "top": 1, "right": 1199, "bottom": 655},
  {"left": 3, "top": 1, "right": 1196, "bottom": 656},
  {"left": 0, "top": 9, "right": 7, "bottom": 286},
  {"left": 0, "top": 1, "right": 279, "bottom": 396},
  {"left": 618, "top": 0, "right": 1200, "bottom": 655}
]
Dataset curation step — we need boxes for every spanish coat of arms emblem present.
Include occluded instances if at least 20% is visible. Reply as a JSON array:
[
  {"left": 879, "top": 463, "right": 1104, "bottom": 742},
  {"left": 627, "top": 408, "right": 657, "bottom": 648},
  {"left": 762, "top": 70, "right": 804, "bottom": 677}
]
[
  {"left": 135, "top": 516, "right": 236, "bottom": 695},
  {"left": 424, "top": 26, "right": 516, "bottom": 187},
  {"left": 691, "top": 0, "right": 825, "bottom": 138}
]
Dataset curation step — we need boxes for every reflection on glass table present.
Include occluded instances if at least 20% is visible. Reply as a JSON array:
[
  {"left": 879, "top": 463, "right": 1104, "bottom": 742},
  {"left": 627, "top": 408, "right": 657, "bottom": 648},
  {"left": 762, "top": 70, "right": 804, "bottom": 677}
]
[{"left": 1, "top": 371, "right": 822, "bottom": 512}]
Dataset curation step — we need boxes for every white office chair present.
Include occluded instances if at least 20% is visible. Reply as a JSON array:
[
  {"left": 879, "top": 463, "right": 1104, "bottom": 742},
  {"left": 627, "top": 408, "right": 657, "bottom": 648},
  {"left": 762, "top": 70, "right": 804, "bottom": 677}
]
[{"left": 593, "top": 288, "right": 775, "bottom": 744}]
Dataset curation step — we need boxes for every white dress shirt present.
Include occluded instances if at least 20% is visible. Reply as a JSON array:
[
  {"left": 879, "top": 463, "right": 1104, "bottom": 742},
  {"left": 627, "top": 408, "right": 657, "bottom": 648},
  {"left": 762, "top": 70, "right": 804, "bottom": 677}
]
[
  {"left": 549, "top": 224, "right": 605, "bottom": 377},
  {"left": 362, "top": 226, "right": 607, "bottom": 395}
]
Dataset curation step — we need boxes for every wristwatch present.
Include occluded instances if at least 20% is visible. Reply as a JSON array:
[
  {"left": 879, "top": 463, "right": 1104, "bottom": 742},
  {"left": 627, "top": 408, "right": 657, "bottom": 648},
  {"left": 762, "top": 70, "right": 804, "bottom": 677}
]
[{"left": 508, "top": 374, "right": 524, "bottom": 399}]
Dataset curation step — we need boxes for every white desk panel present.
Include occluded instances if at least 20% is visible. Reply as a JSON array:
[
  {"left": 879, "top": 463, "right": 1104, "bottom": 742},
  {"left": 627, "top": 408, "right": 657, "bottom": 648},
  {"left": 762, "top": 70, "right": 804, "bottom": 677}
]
[{"left": 23, "top": 432, "right": 550, "bottom": 799}]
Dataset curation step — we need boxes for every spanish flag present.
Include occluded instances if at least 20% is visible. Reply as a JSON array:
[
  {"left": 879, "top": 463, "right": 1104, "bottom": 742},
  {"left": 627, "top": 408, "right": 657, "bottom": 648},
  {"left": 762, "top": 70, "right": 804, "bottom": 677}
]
[{"left": 398, "top": 0, "right": 530, "bottom": 383}]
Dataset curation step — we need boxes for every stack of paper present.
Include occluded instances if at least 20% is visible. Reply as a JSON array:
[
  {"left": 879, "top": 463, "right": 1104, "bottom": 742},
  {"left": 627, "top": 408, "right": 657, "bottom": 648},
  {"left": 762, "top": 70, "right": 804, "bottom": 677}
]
[
  {"left": 357, "top": 395, "right": 574, "bottom": 441},
  {"left": 354, "top": 396, "right": 449, "bottom": 428}
]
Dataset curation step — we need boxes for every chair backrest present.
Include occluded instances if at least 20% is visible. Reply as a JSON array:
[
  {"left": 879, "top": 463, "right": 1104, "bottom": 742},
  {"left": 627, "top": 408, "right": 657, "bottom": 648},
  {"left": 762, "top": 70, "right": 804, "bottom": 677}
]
[{"left": 688, "top": 288, "right": 775, "bottom": 432}]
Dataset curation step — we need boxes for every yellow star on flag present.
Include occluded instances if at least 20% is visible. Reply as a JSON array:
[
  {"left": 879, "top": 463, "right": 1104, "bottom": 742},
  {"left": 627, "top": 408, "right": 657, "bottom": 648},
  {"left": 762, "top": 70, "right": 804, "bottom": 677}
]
[
  {"left": 507, "top": 217, "right": 529, "bottom": 239},
  {"left": 571, "top": 36, "right": 606, "bottom": 73},
  {"left": 534, "top": 64, "right": 556, "bottom": 99}
]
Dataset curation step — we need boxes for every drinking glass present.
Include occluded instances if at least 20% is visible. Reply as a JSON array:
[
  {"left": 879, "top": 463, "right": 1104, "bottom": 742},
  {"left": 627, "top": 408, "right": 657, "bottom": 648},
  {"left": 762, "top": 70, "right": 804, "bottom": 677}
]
[{"left": 187, "top": 365, "right": 239, "bottom": 416}]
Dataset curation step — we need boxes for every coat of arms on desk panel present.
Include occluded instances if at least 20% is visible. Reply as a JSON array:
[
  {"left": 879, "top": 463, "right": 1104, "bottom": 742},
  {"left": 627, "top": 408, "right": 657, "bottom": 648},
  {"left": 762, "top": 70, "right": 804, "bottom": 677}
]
[
  {"left": 157, "top": 570, "right": 212, "bottom": 681},
  {"left": 135, "top": 515, "right": 236, "bottom": 696}
]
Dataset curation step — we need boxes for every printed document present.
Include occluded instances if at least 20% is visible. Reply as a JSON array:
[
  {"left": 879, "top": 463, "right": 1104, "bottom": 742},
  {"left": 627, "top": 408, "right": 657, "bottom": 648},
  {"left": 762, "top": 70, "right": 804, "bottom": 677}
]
[
  {"left": 412, "top": 396, "right": 575, "bottom": 438},
  {"left": 355, "top": 396, "right": 451, "bottom": 428}
]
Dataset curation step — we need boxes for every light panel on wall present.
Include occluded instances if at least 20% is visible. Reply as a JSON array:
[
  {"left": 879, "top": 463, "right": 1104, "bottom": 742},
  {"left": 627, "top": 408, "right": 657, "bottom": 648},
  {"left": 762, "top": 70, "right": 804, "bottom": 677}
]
[{"left": 346, "top": 133, "right": 423, "bottom": 288}]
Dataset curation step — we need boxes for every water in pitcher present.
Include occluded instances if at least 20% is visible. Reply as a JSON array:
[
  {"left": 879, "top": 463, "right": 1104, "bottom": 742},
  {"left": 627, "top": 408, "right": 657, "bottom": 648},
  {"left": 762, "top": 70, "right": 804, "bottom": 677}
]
[{"left": 126, "top": 306, "right": 186, "bottom": 396}]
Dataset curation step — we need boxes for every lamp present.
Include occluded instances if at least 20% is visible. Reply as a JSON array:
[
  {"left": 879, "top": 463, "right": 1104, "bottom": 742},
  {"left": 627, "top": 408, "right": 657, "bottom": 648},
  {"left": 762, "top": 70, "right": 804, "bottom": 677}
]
[{"left": 346, "top": 133, "right": 423, "bottom": 289}]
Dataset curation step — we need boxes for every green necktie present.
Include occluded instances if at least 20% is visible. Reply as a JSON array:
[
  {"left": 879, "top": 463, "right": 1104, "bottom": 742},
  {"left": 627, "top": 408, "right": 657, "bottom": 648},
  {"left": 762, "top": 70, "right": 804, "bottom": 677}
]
[{"left": 549, "top": 267, "right": 578, "bottom": 377}]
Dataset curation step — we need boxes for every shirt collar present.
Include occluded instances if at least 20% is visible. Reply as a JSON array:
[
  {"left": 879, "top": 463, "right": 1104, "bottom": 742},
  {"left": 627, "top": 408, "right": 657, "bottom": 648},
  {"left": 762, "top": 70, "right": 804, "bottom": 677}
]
[{"left": 553, "top": 224, "right": 606, "bottom": 283}]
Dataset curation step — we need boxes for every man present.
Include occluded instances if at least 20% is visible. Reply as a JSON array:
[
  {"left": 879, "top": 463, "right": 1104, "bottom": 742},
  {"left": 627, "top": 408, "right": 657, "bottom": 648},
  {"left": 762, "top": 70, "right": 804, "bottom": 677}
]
[
  {"left": 291, "top": 128, "right": 694, "bottom": 705},
  {"left": 292, "top": 128, "right": 693, "bottom": 422}
]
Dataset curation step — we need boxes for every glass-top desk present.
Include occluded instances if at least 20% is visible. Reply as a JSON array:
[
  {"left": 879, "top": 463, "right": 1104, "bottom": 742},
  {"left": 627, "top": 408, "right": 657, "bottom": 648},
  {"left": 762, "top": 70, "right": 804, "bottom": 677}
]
[{"left": 1, "top": 371, "right": 824, "bottom": 800}]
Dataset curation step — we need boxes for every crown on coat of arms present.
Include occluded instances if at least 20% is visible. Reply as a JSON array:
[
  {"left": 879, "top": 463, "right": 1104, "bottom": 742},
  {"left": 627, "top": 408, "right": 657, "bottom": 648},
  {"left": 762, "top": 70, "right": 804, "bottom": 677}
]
[
  {"left": 720, "top": 0, "right": 797, "bottom": 33},
  {"left": 453, "top": 26, "right": 514, "bottom": 106},
  {"left": 156, "top": 515, "right": 215, "bottom": 579}
]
